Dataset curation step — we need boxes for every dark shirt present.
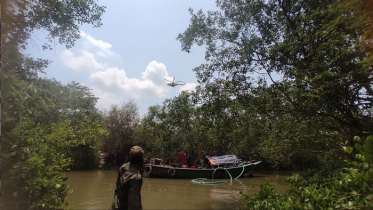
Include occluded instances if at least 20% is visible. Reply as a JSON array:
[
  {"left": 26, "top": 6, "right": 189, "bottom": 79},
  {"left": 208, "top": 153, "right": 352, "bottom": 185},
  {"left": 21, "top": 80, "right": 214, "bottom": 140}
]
[{"left": 111, "top": 162, "right": 143, "bottom": 210}]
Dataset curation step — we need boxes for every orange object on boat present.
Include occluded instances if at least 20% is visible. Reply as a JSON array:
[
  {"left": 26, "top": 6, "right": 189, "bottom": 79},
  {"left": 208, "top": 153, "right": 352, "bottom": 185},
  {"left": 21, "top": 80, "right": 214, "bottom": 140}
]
[{"left": 208, "top": 158, "right": 215, "bottom": 166}]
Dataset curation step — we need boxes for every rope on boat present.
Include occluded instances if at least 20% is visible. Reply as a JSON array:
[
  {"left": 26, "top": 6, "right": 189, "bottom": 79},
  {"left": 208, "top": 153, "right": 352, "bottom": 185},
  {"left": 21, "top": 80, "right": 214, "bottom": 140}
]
[
  {"left": 191, "top": 163, "right": 249, "bottom": 185},
  {"left": 235, "top": 164, "right": 245, "bottom": 179},
  {"left": 212, "top": 167, "right": 232, "bottom": 182},
  {"left": 191, "top": 178, "right": 227, "bottom": 184},
  {"left": 238, "top": 161, "right": 247, "bottom": 166},
  {"left": 191, "top": 167, "right": 233, "bottom": 185}
]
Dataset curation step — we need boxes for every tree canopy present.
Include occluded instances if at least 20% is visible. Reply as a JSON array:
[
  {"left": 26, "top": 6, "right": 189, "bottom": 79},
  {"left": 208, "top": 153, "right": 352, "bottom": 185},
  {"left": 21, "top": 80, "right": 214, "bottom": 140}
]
[
  {"left": 177, "top": 0, "right": 373, "bottom": 140},
  {"left": 2, "top": 0, "right": 105, "bottom": 49},
  {"left": 2, "top": 0, "right": 106, "bottom": 209},
  {"left": 174, "top": 0, "right": 373, "bottom": 208}
]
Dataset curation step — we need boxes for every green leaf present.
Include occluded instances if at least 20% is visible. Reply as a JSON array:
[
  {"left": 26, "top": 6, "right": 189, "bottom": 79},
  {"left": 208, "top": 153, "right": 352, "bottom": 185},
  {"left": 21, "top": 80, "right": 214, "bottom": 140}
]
[
  {"left": 343, "top": 146, "right": 353, "bottom": 154},
  {"left": 354, "top": 136, "right": 361, "bottom": 143}
]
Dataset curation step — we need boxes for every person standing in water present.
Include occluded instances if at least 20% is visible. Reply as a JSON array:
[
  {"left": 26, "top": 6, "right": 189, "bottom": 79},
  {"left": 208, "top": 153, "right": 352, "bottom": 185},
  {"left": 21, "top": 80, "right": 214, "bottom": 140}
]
[{"left": 111, "top": 146, "right": 145, "bottom": 210}]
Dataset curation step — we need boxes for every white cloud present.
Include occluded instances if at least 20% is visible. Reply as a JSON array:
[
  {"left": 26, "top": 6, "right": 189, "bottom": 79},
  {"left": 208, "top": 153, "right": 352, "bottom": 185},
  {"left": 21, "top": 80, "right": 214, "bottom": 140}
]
[
  {"left": 60, "top": 50, "right": 107, "bottom": 72},
  {"left": 80, "top": 31, "right": 114, "bottom": 57},
  {"left": 90, "top": 87, "right": 122, "bottom": 110},
  {"left": 89, "top": 61, "right": 173, "bottom": 109},
  {"left": 60, "top": 32, "right": 119, "bottom": 72},
  {"left": 142, "top": 61, "right": 173, "bottom": 85},
  {"left": 179, "top": 83, "right": 199, "bottom": 93}
]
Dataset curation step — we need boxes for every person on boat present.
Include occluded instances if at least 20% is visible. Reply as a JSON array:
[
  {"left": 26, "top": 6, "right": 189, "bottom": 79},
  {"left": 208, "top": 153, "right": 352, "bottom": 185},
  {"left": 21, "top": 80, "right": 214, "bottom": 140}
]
[
  {"left": 204, "top": 154, "right": 211, "bottom": 168},
  {"left": 185, "top": 151, "right": 190, "bottom": 167},
  {"left": 110, "top": 146, "right": 145, "bottom": 210},
  {"left": 187, "top": 155, "right": 195, "bottom": 167},
  {"left": 179, "top": 150, "right": 186, "bottom": 167}
]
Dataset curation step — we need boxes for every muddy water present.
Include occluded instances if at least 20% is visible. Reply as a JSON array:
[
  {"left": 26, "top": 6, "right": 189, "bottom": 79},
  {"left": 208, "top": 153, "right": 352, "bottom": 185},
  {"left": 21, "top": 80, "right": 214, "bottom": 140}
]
[{"left": 64, "top": 170, "right": 292, "bottom": 209}]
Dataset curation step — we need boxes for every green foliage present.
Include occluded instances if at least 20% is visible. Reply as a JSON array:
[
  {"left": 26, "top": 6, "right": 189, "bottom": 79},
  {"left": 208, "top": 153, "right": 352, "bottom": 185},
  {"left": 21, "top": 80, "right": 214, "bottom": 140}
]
[
  {"left": 2, "top": 0, "right": 106, "bottom": 208},
  {"left": 241, "top": 182, "right": 297, "bottom": 209},
  {"left": 101, "top": 100, "right": 140, "bottom": 156},
  {"left": 2, "top": 68, "right": 106, "bottom": 207},
  {"left": 3, "top": 0, "right": 106, "bottom": 49},
  {"left": 133, "top": 105, "right": 166, "bottom": 158},
  {"left": 8, "top": 120, "right": 104, "bottom": 209},
  {"left": 242, "top": 136, "right": 373, "bottom": 209},
  {"left": 132, "top": 92, "right": 198, "bottom": 159},
  {"left": 137, "top": 78, "right": 344, "bottom": 169},
  {"left": 156, "top": 0, "right": 373, "bottom": 172}
]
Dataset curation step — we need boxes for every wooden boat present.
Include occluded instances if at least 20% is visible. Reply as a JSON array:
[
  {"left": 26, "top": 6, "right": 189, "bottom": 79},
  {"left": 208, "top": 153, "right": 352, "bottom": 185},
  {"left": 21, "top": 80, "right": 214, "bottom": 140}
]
[{"left": 143, "top": 161, "right": 261, "bottom": 179}]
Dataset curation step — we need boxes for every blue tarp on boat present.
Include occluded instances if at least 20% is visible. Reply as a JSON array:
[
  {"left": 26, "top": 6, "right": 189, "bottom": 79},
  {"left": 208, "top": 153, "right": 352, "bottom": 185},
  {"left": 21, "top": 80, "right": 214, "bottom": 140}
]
[{"left": 208, "top": 155, "right": 238, "bottom": 166}]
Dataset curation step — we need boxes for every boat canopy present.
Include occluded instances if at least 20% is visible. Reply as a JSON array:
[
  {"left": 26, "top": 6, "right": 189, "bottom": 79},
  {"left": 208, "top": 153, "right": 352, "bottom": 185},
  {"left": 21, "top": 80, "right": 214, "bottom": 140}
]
[{"left": 208, "top": 155, "right": 238, "bottom": 166}]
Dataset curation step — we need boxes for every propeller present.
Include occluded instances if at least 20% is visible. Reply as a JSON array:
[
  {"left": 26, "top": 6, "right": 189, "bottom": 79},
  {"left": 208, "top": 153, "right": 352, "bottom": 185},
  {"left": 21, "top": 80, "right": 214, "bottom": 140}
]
[{"left": 164, "top": 77, "right": 175, "bottom": 83}]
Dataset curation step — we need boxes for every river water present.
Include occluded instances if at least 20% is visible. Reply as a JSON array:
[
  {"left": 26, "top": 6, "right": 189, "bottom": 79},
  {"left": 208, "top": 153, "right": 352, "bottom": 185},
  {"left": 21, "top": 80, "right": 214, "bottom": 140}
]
[{"left": 64, "top": 170, "right": 292, "bottom": 209}]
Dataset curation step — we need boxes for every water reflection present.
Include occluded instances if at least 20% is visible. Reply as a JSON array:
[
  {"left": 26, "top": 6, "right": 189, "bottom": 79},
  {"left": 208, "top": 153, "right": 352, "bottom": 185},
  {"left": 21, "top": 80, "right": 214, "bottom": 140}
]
[{"left": 64, "top": 170, "right": 291, "bottom": 209}]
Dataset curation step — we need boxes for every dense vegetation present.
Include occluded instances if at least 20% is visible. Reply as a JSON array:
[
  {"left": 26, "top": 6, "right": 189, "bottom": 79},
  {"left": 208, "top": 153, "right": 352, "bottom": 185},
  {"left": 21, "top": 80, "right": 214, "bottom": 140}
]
[
  {"left": 2, "top": 0, "right": 106, "bottom": 209},
  {"left": 243, "top": 136, "right": 373, "bottom": 209},
  {"left": 134, "top": 0, "right": 373, "bottom": 169},
  {"left": 174, "top": 0, "right": 373, "bottom": 208},
  {"left": 2, "top": 0, "right": 372, "bottom": 209}
]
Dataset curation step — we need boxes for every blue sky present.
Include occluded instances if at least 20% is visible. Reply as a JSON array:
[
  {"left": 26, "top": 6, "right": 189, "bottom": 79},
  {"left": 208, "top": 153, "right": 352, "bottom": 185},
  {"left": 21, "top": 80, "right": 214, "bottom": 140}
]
[{"left": 25, "top": 1, "right": 219, "bottom": 117}]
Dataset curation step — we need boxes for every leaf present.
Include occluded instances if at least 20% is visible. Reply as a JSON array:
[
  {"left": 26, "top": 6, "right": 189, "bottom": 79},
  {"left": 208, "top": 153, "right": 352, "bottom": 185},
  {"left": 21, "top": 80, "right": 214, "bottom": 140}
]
[
  {"left": 343, "top": 146, "right": 353, "bottom": 154},
  {"left": 354, "top": 136, "right": 361, "bottom": 143}
]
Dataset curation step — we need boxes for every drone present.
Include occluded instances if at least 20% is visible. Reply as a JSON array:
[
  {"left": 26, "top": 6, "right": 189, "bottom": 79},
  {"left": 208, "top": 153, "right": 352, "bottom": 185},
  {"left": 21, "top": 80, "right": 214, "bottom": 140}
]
[{"left": 164, "top": 77, "right": 185, "bottom": 87}]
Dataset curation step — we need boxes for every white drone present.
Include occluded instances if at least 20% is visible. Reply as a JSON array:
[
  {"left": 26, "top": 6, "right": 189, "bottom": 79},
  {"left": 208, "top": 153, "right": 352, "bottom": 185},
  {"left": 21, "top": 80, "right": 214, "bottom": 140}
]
[{"left": 164, "top": 77, "right": 185, "bottom": 87}]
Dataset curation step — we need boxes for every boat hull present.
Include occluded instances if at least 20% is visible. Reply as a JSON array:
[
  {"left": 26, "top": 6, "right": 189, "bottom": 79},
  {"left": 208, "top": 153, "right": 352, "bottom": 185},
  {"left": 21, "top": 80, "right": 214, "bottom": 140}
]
[{"left": 144, "top": 161, "right": 261, "bottom": 179}]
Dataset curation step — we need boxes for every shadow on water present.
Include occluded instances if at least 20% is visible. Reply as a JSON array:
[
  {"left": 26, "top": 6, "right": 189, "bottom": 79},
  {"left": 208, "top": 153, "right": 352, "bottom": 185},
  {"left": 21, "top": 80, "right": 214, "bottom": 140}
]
[{"left": 64, "top": 170, "right": 292, "bottom": 209}]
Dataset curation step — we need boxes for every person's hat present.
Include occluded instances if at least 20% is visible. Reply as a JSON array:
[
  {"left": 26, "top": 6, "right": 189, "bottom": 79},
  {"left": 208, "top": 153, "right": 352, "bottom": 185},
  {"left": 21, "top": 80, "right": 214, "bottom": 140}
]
[{"left": 129, "top": 146, "right": 145, "bottom": 158}]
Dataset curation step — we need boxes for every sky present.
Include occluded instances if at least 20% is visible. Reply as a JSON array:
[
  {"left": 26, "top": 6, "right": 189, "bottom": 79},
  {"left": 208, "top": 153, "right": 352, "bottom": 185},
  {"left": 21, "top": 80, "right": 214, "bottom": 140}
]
[{"left": 25, "top": 1, "right": 219, "bottom": 117}]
